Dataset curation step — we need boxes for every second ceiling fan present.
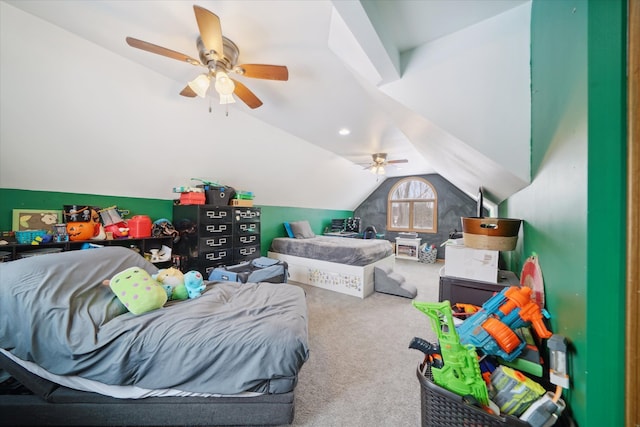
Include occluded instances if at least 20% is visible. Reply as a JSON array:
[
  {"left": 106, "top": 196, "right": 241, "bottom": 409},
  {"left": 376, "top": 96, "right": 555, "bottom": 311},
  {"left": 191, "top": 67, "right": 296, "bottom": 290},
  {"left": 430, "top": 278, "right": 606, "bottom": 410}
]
[
  {"left": 126, "top": 5, "right": 288, "bottom": 109},
  {"left": 364, "top": 153, "right": 409, "bottom": 175}
]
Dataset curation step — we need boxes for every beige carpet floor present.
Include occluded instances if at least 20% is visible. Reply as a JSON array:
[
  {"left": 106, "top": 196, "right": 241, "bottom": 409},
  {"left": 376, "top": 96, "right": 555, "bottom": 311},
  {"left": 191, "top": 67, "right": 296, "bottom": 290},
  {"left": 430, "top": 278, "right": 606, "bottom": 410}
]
[{"left": 285, "top": 258, "right": 443, "bottom": 427}]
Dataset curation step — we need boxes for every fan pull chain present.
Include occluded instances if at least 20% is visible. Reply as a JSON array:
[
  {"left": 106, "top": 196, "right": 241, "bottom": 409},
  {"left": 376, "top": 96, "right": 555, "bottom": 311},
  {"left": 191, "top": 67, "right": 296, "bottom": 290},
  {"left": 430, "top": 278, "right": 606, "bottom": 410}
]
[{"left": 209, "top": 96, "right": 212, "bottom": 113}]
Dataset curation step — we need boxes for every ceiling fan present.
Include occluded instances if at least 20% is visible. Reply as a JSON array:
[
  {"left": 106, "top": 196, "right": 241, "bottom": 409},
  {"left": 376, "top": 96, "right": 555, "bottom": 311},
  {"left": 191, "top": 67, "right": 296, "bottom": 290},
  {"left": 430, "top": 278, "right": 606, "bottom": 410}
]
[
  {"left": 363, "top": 153, "right": 409, "bottom": 175},
  {"left": 125, "top": 5, "right": 288, "bottom": 109}
]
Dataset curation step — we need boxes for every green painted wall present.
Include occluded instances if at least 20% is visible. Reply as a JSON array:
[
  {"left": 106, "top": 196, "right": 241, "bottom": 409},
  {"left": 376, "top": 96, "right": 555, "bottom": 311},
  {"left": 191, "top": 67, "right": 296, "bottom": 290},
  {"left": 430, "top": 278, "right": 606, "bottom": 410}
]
[
  {"left": 0, "top": 188, "right": 352, "bottom": 256},
  {"left": 0, "top": 188, "right": 174, "bottom": 231},
  {"left": 501, "top": 1, "right": 627, "bottom": 425},
  {"left": 258, "top": 206, "right": 352, "bottom": 255}
]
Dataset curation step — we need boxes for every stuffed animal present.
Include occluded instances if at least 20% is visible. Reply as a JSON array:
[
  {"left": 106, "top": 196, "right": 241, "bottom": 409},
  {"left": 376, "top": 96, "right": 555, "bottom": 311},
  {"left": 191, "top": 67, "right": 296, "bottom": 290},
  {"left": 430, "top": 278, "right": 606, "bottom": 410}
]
[
  {"left": 184, "top": 270, "right": 205, "bottom": 299},
  {"left": 153, "top": 267, "right": 188, "bottom": 301},
  {"left": 107, "top": 267, "right": 167, "bottom": 315}
]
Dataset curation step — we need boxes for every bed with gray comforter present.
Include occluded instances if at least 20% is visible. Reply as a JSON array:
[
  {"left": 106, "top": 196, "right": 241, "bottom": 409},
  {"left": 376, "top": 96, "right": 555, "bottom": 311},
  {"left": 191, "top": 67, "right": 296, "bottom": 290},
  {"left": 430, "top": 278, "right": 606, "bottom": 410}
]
[
  {"left": 270, "top": 235, "right": 393, "bottom": 266},
  {"left": 0, "top": 246, "right": 309, "bottom": 426}
]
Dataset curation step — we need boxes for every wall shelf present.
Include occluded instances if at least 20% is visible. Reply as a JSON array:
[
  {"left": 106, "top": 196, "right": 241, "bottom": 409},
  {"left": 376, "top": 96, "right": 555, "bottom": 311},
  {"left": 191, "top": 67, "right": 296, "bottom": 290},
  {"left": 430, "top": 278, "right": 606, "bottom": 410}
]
[{"left": 0, "top": 236, "right": 174, "bottom": 264}]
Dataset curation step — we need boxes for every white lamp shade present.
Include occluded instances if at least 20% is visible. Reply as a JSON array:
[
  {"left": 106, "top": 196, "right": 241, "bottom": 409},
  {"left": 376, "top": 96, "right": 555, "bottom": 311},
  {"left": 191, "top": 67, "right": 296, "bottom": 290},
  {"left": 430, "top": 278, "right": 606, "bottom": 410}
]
[
  {"left": 188, "top": 74, "right": 211, "bottom": 98},
  {"left": 214, "top": 71, "right": 236, "bottom": 104},
  {"left": 370, "top": 165, "right": 385, "bottom": 175}
]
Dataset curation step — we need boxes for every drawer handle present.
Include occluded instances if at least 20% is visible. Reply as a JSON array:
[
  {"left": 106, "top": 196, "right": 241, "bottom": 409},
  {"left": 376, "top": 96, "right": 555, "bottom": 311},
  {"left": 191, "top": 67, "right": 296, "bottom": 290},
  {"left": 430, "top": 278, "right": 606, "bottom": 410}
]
[
  {"left": 240, "top": 247, "right": 256, "bottom": 256},
  {"left": 240, "top": 224, "right": 256, "bottom": 232},
  {"left": 206, "top": 224, "right": 227, "bottom": 233},
  {"left": 205, "top": 211, "right": 227, "bottom": 219},
  {"left": 205, "top": 237, "right": 227, "bottom": 246},
  {"left": 239, "top": 211, "right": 257, "bottom": 219},
  {"left": 240, "top": 236, "right": 256, "bottom": 244},
  {"left": 206, "top": 250, "right": 227, "bottom": 261}
]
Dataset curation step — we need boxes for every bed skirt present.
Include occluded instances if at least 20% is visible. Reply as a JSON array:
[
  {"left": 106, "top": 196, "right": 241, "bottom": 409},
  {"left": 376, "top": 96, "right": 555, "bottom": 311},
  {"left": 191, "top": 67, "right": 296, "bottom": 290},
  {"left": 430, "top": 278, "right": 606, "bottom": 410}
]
[{"left": 267, "top": 252, "right": 395, "bottom": 298}]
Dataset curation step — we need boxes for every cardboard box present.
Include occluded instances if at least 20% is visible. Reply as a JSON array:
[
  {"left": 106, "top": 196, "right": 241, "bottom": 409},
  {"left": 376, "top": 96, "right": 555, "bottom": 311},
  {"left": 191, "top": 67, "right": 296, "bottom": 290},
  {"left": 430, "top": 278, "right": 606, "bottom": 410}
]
[
  {"left": 230, "top": 199, "right": 253, "bottom": 207},
  {"left": 443, "top": 244, "right": 499, "bottom": 283}
]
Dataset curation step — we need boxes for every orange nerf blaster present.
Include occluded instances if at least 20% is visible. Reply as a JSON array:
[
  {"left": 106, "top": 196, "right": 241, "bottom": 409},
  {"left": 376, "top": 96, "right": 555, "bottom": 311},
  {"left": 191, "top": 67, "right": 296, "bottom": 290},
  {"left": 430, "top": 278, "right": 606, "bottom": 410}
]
[{"left": 456, "top": 286, "right": 552, "bottom": 362}]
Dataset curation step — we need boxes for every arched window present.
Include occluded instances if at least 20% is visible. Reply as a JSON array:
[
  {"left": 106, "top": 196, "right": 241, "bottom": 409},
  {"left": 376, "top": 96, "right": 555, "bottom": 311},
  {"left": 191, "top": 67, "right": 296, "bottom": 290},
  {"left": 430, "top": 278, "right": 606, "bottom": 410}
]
[{"left": 387, "top": 177, "right": 437, "bottom": 233}]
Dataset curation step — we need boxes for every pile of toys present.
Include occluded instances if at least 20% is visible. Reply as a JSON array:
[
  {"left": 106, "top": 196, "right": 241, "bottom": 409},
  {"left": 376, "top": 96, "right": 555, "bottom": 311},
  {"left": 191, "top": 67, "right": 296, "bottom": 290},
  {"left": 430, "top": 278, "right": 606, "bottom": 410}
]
[
  {"left": 173, "top": 178, "right": 254, "bottom": 207},
  {"left": 411, "top": 285, "right": 569, "bottom": 427}
]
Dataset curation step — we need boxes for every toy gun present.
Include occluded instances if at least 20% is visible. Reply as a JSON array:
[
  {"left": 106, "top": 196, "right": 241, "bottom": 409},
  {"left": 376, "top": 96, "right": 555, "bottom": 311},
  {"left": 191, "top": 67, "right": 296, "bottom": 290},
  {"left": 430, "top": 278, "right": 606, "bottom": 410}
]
[
  {"left": 408, "top": 336, "right": 443, "bottom": 371},
  {"left": 519, "top": 334, "right": 569, "bottom": 427},
  {"left": 412, "top": 300, "right": 489, "bottom": 407},
  {"left": 457, "top": 286, "right": 552, "bottom": 362}
]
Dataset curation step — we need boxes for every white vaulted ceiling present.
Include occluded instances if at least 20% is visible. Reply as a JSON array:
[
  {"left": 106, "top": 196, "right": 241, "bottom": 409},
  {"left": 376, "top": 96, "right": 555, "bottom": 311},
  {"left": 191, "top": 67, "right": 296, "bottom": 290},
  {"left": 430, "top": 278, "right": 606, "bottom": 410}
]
[{"left": 0, "top": 0, "right": 531, "bottom": 208}]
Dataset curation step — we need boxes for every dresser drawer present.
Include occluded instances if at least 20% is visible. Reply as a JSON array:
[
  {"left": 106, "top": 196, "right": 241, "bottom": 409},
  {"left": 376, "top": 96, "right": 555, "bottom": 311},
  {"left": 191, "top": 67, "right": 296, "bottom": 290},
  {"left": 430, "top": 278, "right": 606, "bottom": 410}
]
[
  {"left": 234, "top": 233, "right": 260, "bottom": 246},
  {"left": 200, "top": 222, "right": 232, "bottom": 235},
  {"left": 233, "top": 208, "right": 261, "bottom": 222},
  {"left": 201, "top": 206, "right": 232, "bottom": 223},
  {"left": 199, "top": 236, "right": 232, "bottom": 250},
  {"left": 236, "top": 222, "right": 260, "bottom": 235},
  {"left": 201, "top": 248, "right": 233, "bottom": 265},
  {"left": 233, "top": 244, "right": 260, "bottom": 261}
]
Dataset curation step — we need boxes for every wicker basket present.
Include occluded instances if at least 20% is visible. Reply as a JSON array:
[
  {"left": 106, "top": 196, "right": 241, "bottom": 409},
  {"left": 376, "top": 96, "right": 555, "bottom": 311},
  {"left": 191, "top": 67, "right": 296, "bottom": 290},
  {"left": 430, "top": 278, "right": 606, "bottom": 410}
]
[
  {"left": 15, "top": 230, "right": 47, "bottom": 244},
  {"left": 418, "top": 248, "right": 437, "bottom": 264},
  {"left": 417, "top": 366, "right": 529, "bottom": 427},
  {"left": 461, "top": 217, "right": 522, "bottom": 251}
]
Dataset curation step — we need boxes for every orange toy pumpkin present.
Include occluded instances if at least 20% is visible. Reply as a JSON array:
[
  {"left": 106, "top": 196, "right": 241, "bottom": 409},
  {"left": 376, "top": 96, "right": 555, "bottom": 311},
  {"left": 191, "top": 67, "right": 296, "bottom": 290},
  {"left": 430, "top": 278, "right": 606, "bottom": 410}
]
[{"left": 67, "top": 221, "right": 99, "bottom": 241}]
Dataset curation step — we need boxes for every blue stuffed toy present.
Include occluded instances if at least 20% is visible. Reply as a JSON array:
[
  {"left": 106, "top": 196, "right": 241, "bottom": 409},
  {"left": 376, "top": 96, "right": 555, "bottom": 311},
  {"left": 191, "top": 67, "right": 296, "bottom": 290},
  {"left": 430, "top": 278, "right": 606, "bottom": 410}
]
[{"left": 184, "top": 270, "right": 206, "bottom": 299}]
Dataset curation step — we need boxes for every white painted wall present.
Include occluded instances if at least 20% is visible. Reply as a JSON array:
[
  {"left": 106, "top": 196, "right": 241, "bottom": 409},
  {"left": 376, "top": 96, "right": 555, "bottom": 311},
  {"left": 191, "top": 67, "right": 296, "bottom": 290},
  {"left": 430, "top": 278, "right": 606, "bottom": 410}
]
[
  {"left": 381, "top": 3, "right": 532, "bottom": 185},
  {"left": 0, "top": 3, "right": 378, "bottom": 210}
]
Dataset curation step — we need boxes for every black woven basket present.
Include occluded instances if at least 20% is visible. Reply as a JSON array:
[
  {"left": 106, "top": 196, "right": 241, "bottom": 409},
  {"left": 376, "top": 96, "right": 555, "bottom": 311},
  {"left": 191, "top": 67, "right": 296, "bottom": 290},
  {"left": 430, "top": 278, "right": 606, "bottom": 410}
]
[{"left": 417, "top": 366, "right": 530, "bottom": 427}]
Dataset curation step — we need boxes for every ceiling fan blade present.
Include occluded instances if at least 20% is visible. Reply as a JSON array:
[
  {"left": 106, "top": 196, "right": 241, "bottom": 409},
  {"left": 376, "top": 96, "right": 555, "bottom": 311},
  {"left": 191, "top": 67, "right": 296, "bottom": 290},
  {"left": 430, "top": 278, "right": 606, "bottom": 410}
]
[
  {"left": 126, "top": 37, "right": 202, "bottom": 66},
  {"left": 236, "top": 64, "right": 289, "bottom": 81},
  {"left": 179, "top": 85, "right": 198, "bottom": 98},
  {"left": 231, "top": 78, "right": 263, "bottom": 109},
  {"left": 388, "top": 159, "right": 409, "bottom": 164},
  {"left": 193, "top": 5, "right": 224, "bottom": 58}
]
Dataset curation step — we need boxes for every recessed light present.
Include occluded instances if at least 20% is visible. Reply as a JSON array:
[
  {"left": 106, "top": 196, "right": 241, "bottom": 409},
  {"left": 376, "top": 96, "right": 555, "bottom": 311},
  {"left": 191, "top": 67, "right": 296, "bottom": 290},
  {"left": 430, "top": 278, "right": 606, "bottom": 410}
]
[{"left": 338, "top": 128, "right": 351, "bottom": 136}]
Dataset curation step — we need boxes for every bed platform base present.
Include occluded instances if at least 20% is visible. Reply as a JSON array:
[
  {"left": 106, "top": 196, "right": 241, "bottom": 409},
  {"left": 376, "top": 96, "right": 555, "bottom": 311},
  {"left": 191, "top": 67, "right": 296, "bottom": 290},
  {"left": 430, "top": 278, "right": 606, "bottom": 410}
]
[
  {"left": 0, "top": 353, "right": 294, "bottom": 427},
  {"left": 267, "top": 252, "right": 395, "bottom": 298}
]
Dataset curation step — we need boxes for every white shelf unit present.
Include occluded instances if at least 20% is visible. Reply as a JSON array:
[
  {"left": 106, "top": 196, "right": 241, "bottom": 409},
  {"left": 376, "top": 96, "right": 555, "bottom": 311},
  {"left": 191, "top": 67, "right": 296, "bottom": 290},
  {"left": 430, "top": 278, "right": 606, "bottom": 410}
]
[{"left": 395, "top": 237, "right": 421, "bottom": 261}]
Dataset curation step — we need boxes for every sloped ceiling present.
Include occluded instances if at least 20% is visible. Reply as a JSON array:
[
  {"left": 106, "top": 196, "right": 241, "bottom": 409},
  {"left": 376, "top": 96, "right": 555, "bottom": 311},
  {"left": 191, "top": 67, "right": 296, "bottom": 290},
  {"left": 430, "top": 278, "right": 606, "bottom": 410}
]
[{"left": 0, "top": 0, "right": 531, "bottom": 209}]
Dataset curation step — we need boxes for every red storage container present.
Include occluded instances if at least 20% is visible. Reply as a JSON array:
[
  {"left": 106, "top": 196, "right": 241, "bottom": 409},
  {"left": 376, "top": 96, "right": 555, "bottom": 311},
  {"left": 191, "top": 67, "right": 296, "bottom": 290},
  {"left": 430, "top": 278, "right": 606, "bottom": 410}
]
[
  {"left": 128, "top": 215, "right": 152, "bottom": 238},
  {"left": 179, "top": 192, "right": 206, "bottom": 205}
]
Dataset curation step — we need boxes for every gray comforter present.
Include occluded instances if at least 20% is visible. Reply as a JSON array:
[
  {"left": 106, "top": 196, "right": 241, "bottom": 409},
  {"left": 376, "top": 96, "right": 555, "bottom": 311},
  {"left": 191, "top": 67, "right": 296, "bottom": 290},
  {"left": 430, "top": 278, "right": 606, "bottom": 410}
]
[
  {"left": 0, "top": 247, "right": 309, "bottom": 395},
  {"left": 270, "top": 236, "right": 393, "bottom": 266}
]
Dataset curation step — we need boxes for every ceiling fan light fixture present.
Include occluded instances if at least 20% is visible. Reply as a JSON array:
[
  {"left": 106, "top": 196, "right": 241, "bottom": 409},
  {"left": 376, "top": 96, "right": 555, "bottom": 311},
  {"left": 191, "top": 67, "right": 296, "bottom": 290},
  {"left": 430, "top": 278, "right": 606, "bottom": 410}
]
[
  {"left": 370, "top": 165, "right": 385, "bottom": 175},
  {"left": 215, "top": 71, "right": 236, "bottom": 104},
  {"left": 188, "top": 74, "right": 210, "bottom": 98}
]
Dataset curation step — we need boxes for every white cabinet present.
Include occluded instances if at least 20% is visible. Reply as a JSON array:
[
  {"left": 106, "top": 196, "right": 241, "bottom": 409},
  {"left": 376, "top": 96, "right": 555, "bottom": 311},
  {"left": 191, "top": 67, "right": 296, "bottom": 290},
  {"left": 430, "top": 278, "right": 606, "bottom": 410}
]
[{"left": 395, "top": 237, "right": 421, "bottom": 261}]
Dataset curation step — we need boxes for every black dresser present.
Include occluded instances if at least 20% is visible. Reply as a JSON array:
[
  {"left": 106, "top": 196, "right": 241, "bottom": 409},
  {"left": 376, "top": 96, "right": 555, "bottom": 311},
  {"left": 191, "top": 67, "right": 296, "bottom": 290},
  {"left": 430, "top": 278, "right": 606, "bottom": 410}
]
[
  {"left": 438, "top": 270, "right": 520, "bottom": 307},
  {"left": 173, "top": 205, "right": 261, "bottom": 277}
]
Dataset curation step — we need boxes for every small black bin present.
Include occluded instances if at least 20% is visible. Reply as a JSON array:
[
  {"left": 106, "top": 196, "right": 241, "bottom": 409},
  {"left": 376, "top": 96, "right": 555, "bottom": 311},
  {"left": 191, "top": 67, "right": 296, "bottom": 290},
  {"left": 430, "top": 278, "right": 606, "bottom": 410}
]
[
  {"left": 197, "top": 185, "right": 235, "bottom": 206},
  {"left": 417, "top": 366, "right": 529, "bottom": 427}
]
